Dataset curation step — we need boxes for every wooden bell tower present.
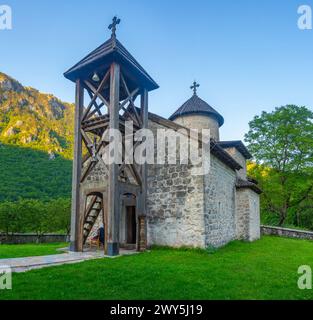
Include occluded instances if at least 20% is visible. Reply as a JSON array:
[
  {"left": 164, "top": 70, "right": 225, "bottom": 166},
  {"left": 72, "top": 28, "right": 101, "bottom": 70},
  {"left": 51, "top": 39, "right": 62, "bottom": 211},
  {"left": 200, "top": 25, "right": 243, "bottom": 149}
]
[{"left": 64, "top": 17, "right": 158, "bottom": 256}]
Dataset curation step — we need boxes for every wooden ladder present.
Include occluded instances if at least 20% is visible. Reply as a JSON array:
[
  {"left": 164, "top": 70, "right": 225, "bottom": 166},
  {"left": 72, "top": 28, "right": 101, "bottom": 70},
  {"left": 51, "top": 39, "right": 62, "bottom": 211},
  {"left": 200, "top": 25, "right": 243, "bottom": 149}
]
[{"left": 83, "top": 196, "right": 103, "bottom": 244}]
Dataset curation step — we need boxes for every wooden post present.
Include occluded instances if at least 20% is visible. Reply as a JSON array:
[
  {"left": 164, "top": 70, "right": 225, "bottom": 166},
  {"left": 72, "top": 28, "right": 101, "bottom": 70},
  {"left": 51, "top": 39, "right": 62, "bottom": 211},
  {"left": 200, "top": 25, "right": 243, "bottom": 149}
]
[
  {"left": 70, "top": 79, "right": 83, "bottom": 251},
  {"left": 135, "top": 194, "right": 141, "bottom": 251},
  {"left": 102, "top": 191, "right": 108, "bottom": 255},
  {"left": 139, "top": 89, "right": 148, "bottom": 250},
  {"left": 107, "top": 63, "right": 120, "bottom": 256}
]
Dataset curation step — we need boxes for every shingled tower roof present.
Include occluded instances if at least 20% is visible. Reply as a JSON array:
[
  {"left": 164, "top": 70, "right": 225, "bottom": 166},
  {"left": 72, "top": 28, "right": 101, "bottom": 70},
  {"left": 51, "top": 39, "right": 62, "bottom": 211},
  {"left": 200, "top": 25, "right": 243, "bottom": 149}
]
[
  {"left": 169, "top": 93, "right": 224, "bottom": 126},
  {"left": 64, "top": 37, "right": 158, "bottom": 92}
]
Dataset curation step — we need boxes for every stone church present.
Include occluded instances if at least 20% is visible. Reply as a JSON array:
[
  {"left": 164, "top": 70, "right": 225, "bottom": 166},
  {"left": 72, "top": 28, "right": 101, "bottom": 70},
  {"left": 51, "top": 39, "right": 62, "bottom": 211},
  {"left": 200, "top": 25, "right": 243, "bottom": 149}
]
[
  {"left": 64, "top": 18, "right": 261, "bottom": 255},
  {"left": 146, "top": 92, "right": 261, "bottom": 249}
]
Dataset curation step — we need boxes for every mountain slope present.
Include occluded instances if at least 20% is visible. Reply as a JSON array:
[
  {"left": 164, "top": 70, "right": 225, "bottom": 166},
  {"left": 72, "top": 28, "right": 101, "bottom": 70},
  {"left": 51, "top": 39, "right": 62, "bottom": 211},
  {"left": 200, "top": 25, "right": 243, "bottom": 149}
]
[
  {"left": 0, "top": 72, "right": 74, "bottom": 201},
  {"left": 0, "top": 144, "right": 72, "bottom": 201},
  {"left": 0, "top": 72, "right": 74, "bottom": 159}
]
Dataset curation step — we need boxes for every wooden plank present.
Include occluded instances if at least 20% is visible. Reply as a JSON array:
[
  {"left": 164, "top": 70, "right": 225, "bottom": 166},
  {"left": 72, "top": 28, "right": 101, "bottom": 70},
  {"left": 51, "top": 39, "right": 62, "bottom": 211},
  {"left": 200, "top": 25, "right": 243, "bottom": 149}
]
[{"left": 70, "top": 79, "right": 84, "bottom": 252}]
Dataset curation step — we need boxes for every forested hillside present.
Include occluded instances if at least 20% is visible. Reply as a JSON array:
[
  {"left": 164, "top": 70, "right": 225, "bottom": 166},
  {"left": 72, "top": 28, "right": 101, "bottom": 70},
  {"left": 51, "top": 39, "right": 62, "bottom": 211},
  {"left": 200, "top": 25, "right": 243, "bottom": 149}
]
[
  {"left": 0, "top": 72, "right": 73, "bottom": 202},
  {"left": 0, "top": 144, "right": 72, "bottom": 202},
  {"left": 0, "top": 72, "right": 74, "bottom": 159}
]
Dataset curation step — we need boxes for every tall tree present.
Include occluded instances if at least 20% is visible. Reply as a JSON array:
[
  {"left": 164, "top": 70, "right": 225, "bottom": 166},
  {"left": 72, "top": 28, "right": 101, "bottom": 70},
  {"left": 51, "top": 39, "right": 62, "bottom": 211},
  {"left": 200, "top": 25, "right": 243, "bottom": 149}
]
[{"left": 245, "top": 105, "right": 313, "bottom": 226}]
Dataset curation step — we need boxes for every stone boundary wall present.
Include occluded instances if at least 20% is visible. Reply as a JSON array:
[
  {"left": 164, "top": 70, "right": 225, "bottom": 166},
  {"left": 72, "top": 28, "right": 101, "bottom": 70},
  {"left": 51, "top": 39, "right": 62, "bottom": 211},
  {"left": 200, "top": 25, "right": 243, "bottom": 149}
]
[
  {"left": 261, "top": 225, "right": 313, "bottom": 241},
  {"left": 0, "top": 233, "right": 69, "bottom": 244}
]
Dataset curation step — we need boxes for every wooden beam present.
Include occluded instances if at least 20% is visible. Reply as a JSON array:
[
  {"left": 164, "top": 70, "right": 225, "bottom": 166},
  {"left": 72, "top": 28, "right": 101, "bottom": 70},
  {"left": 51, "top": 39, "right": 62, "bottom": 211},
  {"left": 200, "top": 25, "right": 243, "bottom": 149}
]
[
  {"left": 82, "top": 70, "right": 110, "bottom": 121},
  {"left": 120, "top": 73, "right": 142, "bottom": 126},
  {"left": 120, "top": 104, "right": 139, "bottom": 126},
  {"left": 83, "top": 195, "right": 97, "bottom": 220},
  {"left": 70, "top": 79, "right": 84, "bottom": 252},
  {"left": 81, "top": 129, "right": 93, "bottom": 156},
  {"left": 140, "top": 89, "right": 148, "bottom": 249},
  {"left": 127, "top": 163, "right": 142, "bottom": 186},
  {"left": 83, "top": 121, "right": 109, "bottom": 133},
  {"left": 107, "top": 62, "right": 120, "bottom": 256},
  {"left": 84, "top": 90, "right": 102, "bottom": 119},
  {"left": 80, "top": 160, "right": 96, "bottom": 183},
  {"left": 86, "top": 102, "right": 105, "bottom": 120},
  {"left": 84, "top": 80, "right": 110, "bottom": 108},
  {"left": 119, "top": 87, "right": 139, "bottom": 110}
]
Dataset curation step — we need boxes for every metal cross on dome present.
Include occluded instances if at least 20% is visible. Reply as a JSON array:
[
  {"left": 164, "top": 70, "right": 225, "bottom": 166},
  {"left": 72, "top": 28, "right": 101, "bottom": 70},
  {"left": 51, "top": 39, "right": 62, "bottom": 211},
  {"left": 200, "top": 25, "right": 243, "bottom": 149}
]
[
  {"left": 190, "top": 81, "right": 200, "bottom": 95},
  {"left": 108, "top": 16, "right": 121, "bottom": 38}
]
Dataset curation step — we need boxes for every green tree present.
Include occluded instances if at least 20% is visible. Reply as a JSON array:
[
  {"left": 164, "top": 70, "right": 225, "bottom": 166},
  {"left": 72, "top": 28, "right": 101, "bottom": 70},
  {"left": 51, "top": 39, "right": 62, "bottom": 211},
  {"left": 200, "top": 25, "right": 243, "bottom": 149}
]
[
  {"left": 245, "top": 105, "right": 313, "bottom": 226},
  {"left": 0, "top": 201, "right": 23, "bottom": 235},
  {"left": 17, "top": 199, "right": 51, "bottom": 237},
  {"left": 47, "top": 198, "right": 71, "bottom": 235}
]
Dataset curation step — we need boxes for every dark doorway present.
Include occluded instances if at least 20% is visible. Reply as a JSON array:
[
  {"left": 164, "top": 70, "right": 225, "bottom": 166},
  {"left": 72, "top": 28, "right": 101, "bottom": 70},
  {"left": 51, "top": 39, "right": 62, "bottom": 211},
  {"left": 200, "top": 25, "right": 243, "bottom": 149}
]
[{"left": 126, "top": 206, "right": 136, "bottom": 244}]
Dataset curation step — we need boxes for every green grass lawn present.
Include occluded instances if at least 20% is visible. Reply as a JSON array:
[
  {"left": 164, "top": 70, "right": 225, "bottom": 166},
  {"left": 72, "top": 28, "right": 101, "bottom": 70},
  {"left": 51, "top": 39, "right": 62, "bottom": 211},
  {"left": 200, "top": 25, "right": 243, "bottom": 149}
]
[
  {"left": 0, "top": 243, "right": 68, "bottom": 259},
  {"left": 1, "top": 236, "right": 313, "bottom": 300}
]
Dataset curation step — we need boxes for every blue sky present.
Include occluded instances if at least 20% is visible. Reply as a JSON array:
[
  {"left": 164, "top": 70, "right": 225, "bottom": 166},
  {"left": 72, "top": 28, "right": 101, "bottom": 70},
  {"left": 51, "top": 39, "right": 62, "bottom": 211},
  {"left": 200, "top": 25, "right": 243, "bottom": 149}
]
[{"left": 1, "top": 0, "right": 312, "bottom": 141}]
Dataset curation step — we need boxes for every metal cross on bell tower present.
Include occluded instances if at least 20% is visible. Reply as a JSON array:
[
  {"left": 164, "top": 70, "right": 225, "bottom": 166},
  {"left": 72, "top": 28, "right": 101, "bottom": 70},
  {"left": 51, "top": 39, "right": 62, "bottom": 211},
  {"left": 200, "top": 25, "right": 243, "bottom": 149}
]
[
  {"left": 108, "top": 16, "right": 121, "bottom": 38},
  {"left": 190, "top": 81, "right": 200, "bottom": 95}
]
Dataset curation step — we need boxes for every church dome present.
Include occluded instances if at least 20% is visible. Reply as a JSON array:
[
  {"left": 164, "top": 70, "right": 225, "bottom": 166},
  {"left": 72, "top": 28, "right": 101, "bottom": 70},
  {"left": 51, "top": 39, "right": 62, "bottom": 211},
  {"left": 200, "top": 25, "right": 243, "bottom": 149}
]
[
  {"left": 169, "top": 83, "right": 224, "bottom": 141},
  {"left": 169, "top": 94, "right": 224, "bottom": 126}
]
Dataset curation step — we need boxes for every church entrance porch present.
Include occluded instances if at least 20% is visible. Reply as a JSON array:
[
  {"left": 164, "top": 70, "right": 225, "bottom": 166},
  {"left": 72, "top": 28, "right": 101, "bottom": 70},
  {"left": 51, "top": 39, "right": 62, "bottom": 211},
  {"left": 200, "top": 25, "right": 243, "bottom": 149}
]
[{"left": 81, "top": 189, "right": 147, "bottom": 255}]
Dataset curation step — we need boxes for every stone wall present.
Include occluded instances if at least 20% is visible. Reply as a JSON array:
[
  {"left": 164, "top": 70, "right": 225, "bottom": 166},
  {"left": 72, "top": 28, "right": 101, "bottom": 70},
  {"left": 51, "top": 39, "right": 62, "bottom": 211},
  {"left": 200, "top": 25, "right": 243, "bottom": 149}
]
[
  {"left": 146, "top": 118, "right": 241, "bottom": 249},
  {"left": 261, "top": 225, "right": 313, "bottom": 240},
  {"left": 236, "top": 188, "right": 260, "bottom": 241},
  {"left": 146, "top": 120, "right": 206, "bottom": 248},
  {"left": 0, "top": 233, "right": 69, "bottom": 244},
  {"left": 248, "top": 190, "right": 260, "bottom": 240},
  {"left": 173, "top": 114, "right": 220, "bottom": 141},
  {"left": 235, "top": 189, "right": 249, "bottom": 240},
  {"left": 204, "top": 155, "right": 237, "bottom": 247}
]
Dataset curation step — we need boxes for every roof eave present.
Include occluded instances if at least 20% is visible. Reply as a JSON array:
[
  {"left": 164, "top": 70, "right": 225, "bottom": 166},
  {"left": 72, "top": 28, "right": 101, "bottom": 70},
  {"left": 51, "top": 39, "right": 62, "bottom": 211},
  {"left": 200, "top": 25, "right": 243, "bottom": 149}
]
[
  {"left": 236, "top": 184, "right": 262, "bottom": 194},
  {"left": 169, "top": 110, "right": 224, "bottom": 126},
  {"left": 64, "top": 39, "right": 159, "bottom": 91},
  {"left": 218, "top": 141, "right": 252, "bottom": 159}
]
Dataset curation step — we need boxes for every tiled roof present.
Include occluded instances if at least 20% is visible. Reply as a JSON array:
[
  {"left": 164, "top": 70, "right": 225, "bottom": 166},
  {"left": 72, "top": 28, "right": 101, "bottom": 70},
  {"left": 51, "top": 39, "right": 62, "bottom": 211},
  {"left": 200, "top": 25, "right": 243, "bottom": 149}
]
[
  {"left": 169, "top": 94, "right": 224, "bottom": 126},
  {"left": 236, "top": 177, "right": 262, "bottom": 194},
  {"left": 218, "top": 140, "right": 252, "bottom": 159}
]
